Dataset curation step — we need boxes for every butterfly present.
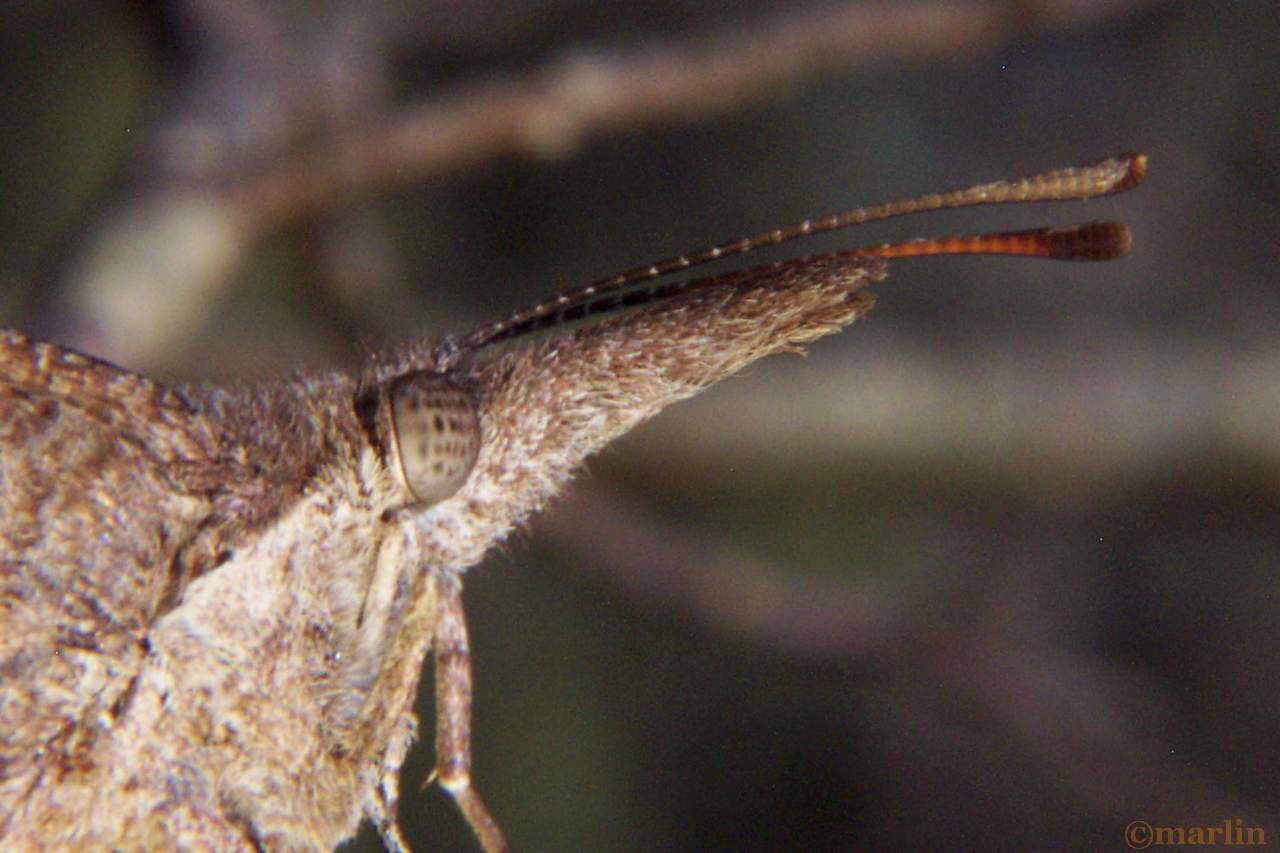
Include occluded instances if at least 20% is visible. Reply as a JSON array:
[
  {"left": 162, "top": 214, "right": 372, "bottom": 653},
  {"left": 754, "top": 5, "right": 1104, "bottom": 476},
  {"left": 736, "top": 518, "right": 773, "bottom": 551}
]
[{"left": 0, "top": 152, "right": 1144, "bottom": 851}]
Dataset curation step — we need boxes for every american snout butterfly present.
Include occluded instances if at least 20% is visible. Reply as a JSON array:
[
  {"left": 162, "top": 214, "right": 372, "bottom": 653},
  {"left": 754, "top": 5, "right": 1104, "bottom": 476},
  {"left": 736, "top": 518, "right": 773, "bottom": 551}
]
[{"left": 0, "top": 153, "right": 1144, "bottom": 851}]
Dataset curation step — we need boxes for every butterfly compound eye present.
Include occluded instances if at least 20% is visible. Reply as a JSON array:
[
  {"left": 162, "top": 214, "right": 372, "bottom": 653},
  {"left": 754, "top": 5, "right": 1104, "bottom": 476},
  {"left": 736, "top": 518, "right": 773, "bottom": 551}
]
[{"left": 387, "top": 372, "right": 480, "bottom": 506}]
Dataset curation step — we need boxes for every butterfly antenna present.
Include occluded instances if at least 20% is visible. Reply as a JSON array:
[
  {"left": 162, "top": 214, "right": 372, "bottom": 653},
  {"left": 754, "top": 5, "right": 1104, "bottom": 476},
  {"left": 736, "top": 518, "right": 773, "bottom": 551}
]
[{"left": 459, "top": 153, "right": 1146, "bottom": 349}]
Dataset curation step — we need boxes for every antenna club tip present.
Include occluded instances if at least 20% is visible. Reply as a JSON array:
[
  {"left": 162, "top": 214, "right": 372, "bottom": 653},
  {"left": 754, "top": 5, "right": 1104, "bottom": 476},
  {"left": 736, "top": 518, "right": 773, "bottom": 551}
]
[
  {"left": 1052, "top": 221, "right": 1132, "bottom": 260},
  {"left": 1113, "top": 222, "right": 1134, "bottom": 256},
  {"left": 1116, "top": 151, "right": 1148, "bottom": 192}
]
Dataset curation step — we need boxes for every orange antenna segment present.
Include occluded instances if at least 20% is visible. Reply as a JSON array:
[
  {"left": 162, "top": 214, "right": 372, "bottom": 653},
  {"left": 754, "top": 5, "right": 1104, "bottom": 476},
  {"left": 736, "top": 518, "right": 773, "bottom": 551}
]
[{"left": 852, "top": 222, "right": 1132, "bottom": 262}]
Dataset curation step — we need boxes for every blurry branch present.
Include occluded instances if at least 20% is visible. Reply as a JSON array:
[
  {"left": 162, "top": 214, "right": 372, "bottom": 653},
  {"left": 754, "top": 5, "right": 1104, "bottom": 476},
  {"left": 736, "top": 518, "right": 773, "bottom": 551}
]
[
  {"left": 59, "top": 0, "right": 1156, "bottom": 365},
  {"left": 923, "top": 598, "right": 1255, "bottom": 823},
  {"left": 540, "top": 477, "right": 994, "bottom": 663},
  {"left": 627, "top": 341, "right": 1280, "bottom": 488},
  {"left": 228, "top": 1, "right": 1017, "bottom": 225},
  {"left": 544, "top": 476, "right": 1257, "bottom": 826}
]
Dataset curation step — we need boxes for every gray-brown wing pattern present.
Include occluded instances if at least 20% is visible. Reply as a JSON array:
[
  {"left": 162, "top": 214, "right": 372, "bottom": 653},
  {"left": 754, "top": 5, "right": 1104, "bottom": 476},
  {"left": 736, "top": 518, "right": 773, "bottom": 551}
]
[{"left": 0, "top": 331, "right": 222, "bottom": 829}]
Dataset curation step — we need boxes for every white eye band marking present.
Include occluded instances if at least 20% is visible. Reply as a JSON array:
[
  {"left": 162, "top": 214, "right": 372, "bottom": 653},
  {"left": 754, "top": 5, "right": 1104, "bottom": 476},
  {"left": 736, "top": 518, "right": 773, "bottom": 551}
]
[{"left": 387, "top": 373, "right": 480, "bottom": 506}]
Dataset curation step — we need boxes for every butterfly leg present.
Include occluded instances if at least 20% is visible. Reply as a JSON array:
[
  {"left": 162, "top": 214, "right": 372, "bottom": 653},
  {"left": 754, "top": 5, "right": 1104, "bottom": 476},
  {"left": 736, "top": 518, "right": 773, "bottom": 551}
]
[
  {"left": 431, "top": 574, "right": 509, "bottom": 853},
  {"left": 371, "top": 743, "right": 412, "bottom": 853},
  {"left": 372, "top": 786, "right": 410, "bottom": 853}
]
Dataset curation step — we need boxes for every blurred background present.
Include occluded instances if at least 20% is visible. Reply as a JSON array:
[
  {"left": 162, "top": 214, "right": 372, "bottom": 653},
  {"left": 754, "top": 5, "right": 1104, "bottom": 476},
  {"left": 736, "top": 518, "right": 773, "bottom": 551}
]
[{"left": 2, "top": 1, "right": 1278, "bottom": 850}]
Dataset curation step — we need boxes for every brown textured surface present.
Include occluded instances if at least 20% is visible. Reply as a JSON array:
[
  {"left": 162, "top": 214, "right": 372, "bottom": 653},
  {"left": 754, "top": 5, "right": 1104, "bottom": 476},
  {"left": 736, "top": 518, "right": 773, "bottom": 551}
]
[
  {"left": 0, "top": 328, "right": 380, "bottom": 846},
  {"left": 0, "top": 248, "right": 880, "bottom": 847}
]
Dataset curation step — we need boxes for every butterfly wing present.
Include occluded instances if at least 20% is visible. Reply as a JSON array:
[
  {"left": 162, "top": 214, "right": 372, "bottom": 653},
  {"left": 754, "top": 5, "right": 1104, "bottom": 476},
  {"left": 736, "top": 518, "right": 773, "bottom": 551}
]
[{"left": 0, "top": 331, "right": 222, "bottom": 827}]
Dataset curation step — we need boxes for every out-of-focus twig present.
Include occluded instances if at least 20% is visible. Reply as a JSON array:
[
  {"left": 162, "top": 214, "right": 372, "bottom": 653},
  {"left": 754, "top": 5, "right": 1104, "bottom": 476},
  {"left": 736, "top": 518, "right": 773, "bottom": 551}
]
[
  {"left": 60, "top": 0, "right": 1158, "bottom": 365},
  {"left": 230, "top": 1, "right": 1019, "bottom": 226},
  {"left": 626, "top": 340, "right": 1280, "bottom": 488},
  {"left": 539, "top": 476, "right": 993, "bottom": 662},
  {"left": 922, "top": 601, "right": 1253, "bottom": 823},
  {"left": 229, "top": 0, "right": 1162, "bottom": 225},
  {"left": 544, "top": 475, "right": 1255, "bottom": 827}
]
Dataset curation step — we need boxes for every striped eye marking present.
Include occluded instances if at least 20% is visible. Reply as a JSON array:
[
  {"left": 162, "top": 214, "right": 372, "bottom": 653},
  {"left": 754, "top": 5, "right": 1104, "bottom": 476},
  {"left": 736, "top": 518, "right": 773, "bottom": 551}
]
[{"left": 387, "top": 372, "right": 480, "bottom": 506}]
